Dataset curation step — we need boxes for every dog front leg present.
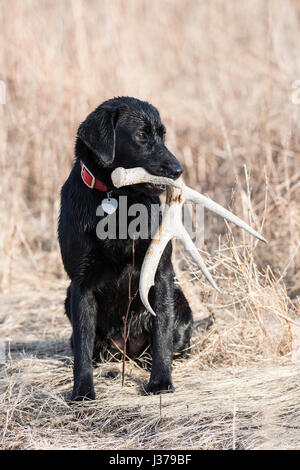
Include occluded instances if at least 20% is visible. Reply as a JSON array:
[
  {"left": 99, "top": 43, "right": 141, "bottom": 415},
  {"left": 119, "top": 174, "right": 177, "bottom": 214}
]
[
  {"left": 146, "top": 269, "right": 175, "bottom": 394},
  {"left": 70, "top": 284, "right": 97, "bottom": 401}
]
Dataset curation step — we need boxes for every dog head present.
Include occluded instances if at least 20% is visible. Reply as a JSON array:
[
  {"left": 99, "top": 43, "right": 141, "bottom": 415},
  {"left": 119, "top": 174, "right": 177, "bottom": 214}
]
[{"left": 77, "top": 97, "right": 183, "bottom": 195}]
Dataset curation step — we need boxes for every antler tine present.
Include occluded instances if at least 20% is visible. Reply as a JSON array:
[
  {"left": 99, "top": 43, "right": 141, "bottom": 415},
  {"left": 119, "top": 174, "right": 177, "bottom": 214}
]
[
  {"left": 184, "top": 186, "right": 267, "bottom": 243},
  {"left": 178, "top": 225, "right": 221, "bottom": 292},
  {"left": 139, "top": 183, "right": 184, "bottom": 315},
  {"left": 139, "top": 217, "right": 174, "bottom": 316}
]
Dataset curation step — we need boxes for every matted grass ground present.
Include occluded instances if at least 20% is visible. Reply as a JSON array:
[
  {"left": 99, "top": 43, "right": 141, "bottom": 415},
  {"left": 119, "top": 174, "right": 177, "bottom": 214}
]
[{"left": 0, "top": 272, "right": 299, "bottom": 450}]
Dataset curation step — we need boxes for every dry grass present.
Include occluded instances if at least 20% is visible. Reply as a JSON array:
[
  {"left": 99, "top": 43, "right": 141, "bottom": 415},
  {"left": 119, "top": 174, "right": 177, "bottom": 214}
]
[{"left": 1, "top": 0, "right": 300, "bottom": 450}]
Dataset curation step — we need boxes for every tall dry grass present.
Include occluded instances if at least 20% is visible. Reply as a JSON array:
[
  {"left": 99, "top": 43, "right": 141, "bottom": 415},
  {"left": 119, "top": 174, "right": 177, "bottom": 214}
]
[{"left": 0, "top": 0, "right": 300, "bottom": 450}]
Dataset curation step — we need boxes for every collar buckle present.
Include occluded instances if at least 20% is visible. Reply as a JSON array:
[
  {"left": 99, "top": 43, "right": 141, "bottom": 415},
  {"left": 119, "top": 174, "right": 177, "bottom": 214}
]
[{"left": 81, "top": 163, "right": 95, "bottom": 189}]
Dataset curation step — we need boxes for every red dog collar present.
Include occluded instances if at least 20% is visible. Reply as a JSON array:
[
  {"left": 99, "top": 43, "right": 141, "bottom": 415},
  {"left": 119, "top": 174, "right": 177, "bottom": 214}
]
[{"left": 80, "top": 160, "right": 108, "bottom": 191}]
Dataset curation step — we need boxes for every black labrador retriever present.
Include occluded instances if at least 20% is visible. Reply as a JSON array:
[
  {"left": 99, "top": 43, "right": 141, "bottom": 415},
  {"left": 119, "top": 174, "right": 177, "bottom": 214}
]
[{"left": 58, "top": 97, "right": 194, "bottom": 400}]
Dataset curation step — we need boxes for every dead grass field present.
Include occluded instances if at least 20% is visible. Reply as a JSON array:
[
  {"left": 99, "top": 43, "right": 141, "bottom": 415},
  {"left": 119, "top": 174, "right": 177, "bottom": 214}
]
[{"left": 1, "top": 0, "right": 300, "bottom": 450}]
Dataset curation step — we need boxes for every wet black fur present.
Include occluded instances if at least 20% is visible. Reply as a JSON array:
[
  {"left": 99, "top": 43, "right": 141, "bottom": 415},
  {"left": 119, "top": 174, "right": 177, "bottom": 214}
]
[{"left": 58, "top": 97, "right": 195, "bottom": 400}]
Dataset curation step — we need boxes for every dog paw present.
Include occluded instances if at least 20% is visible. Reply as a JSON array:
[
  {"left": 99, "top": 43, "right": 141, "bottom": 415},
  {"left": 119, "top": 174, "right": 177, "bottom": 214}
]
[
  {"left": 71, "top": 386, "right": 95, "bottom": 402},
  {"left": 70, "top": 392, "right": 95, "bottom": 402},
  {"left": 146, "top": 380, "right": 175, "bottom": 395}
]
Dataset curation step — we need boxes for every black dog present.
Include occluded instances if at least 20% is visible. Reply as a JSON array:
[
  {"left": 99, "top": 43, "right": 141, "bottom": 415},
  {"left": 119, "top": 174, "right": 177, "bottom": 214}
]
[{"left": 58, "top": 97, "right": 194, "bottom": 400}]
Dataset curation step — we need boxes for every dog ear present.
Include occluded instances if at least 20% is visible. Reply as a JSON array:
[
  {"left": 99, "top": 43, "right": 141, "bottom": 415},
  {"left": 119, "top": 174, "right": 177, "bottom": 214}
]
[{"left": 77, "top": 104, "right": 116, "bottom": 166}]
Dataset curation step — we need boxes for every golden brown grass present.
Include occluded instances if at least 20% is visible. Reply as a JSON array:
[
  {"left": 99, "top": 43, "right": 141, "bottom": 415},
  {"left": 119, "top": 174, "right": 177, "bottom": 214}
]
[{"left": 1, "top": 0, "right": 300, "bottom": 450}]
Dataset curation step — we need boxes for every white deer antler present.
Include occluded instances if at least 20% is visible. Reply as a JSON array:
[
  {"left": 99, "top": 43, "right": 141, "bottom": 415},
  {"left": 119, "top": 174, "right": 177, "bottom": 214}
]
[{"left": 111, "top": 167, "right": 267, "bottom": 316}]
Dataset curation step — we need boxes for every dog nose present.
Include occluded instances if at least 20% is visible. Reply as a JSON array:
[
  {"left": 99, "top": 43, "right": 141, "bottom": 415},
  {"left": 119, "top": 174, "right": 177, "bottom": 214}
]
[
  {"left": 148, "top": 147, "right": 184, "bottom": 180},
  {"left": 167, "top": 163, "right": 184, "bottom": 180}
]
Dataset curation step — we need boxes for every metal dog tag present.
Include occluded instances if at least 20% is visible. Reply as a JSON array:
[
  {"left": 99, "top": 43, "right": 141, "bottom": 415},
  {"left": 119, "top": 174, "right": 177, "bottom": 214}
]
[{"left": 101, "top": 197, "right": 118, "bottom": 214}]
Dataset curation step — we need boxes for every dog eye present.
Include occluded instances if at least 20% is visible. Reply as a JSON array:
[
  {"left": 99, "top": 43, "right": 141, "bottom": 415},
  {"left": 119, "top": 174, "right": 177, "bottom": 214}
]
[{"left": 136, "top": 132, "right": 147, "bottom": 141}]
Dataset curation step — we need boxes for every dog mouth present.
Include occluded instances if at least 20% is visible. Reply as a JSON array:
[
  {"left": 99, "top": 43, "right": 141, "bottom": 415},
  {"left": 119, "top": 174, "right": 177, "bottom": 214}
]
[
  {"left": 144, "top": 183, "right": 166, "bottom": 191},
  {"left": 143, "top": 183, "right": 166, "bottom": 194},
  {"left": 118, "top": 182, "right": 167, "bottom": 196}
]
